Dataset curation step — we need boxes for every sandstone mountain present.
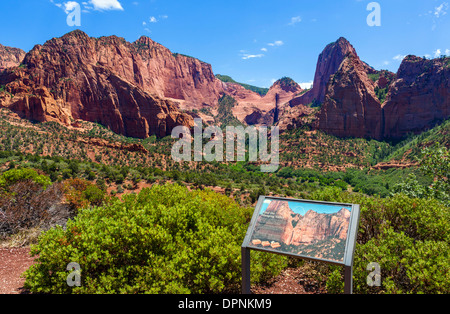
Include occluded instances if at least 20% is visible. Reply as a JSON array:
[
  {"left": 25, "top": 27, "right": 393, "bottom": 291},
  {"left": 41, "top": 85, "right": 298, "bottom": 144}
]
[
  {"left": 281, "top": 37, "right": 449, "bottom": 141},
  {"left": 0, "top": 30, "right": 198, "bottom": 138},
  {"left": 279, "top": 37, "right": 386, "bottom": 136},
  {"left": 314, "top": 52, "right": 385, "bottom": 140},
  {"left": 383, "top": 55, "right": 450, "bottom": 140},
  {"left": 0, "top": 44, "right": 26, "bottom": 72},
  {"left": 289, "top": 37, "right": 359, "bottom": 107},
  {"left": 1, "top": 31, "right": 449, "bottom": 141},
  {"left": 221, "top": 76, "right": 303, "bottom": 126},
  {"left": 252, "top": 200, "right": 351, "bottom": 247}
]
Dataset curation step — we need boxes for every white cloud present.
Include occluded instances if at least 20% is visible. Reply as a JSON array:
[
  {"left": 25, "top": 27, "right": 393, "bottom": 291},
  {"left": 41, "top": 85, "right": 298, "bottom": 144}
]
[
  {"left": 142, "top": 21, "right": 146, "bottom": 26},
  {"left": 268, "top": 40, "right": 284, "bottom": 47},
  {"left": 299, "top": 81, "right": 313, "bottom": 89},
  {"left": 393, "top": 54, "right": 406, "bottom": 61},
  {"left": 446, "top": 49, "right": 450, "bottom": 56},
  {"left": 51, "top": 0, "right": 63, "bottom": 8},
  {"left": 289, "top": 16, "right": 302, "bottom": 26},
  {"left": 64, "top": 1, "right": 79, "bottom": 14},
  {"left": 434, "top": 49, "right": 442, "bottom": 57},
  {"left": 242, "top": 54, "right": 264, "bottom": 60},
  {"left": 149, "top": 16, "right": 157, "bottom": 23},
  {"left": 434, "top": 2, "right": 448, "bottom": 18},
  {"left": 89, "top": 0, "right": 123, "bottom": 11},
  {"left": 241, "top": 40, "right": 283, "bottom": 60},
  {"left": 51, "top": 0, "right": 124, "bottom": 14}
]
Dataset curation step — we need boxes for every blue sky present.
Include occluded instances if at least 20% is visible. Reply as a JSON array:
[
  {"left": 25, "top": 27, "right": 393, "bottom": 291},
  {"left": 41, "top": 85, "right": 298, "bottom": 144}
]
[{"left": 1, "top": 0, "right": 449, "bottom": 88}]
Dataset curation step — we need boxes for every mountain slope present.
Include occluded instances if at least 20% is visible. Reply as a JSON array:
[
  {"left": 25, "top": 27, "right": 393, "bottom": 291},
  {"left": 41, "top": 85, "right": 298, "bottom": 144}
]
[
  {"left": 0, "top": 44, "right": 25, "bottom": 72},
  {"left": 315, "top": 53, "right": 384, "bottom": 140},
  {"left": 224, "top": 76, "right": 303, "bottom": 126},
  {"left": 382, "top": 55, "right": 450, "bottom": 140},
  {"left": 283, "top": 37, "right": 449, "bottom": 141},
  {"left": 290, "top": 37, "right": 360, "bottom": 107},
  {"left": 1, "top": 32, "right": 449, "bottom": 142},
  {"left": 0, "top": 30, "right": 195, "bottom": 138}
]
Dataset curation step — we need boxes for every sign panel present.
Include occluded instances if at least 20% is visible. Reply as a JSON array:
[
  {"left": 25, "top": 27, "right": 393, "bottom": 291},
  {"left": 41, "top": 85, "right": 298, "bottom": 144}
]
[{"left": 242, "top": 196, "right": 360, "bottom": 266}]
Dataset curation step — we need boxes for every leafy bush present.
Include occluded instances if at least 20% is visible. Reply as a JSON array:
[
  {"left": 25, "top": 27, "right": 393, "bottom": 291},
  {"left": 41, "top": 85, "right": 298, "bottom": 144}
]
[
  {"left": 0, "top": 168, "right": 51, "bottom": 191},
  {"left": 310, "top": 187, "right": 450, "bottom": 294},
  {"left": 24, "top": 184, "right": 286, "bottom": 294},
  {"left": 392, "top": 144, "right": 449, "bottom": 206},
  {"left": 63, "top": 178, "right": 108, "bottom": 210}
]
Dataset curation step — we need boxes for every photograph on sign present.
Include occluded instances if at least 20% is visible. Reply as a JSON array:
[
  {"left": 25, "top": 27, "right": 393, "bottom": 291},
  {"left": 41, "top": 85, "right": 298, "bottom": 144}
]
[{"left": 248, "top": 198, "right": 352, "bottom": 263}]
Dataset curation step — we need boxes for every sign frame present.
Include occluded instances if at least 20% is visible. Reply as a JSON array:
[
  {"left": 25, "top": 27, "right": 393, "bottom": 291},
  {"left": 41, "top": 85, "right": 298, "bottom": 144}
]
[{"left": 241, "top": 195, "right": 361, "bottom": 294}]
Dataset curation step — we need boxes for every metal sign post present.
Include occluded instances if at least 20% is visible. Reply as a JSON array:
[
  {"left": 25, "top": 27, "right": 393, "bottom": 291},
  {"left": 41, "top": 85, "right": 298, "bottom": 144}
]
[{"left": 241, "top": 196, "right": 361, "bottom": 295}]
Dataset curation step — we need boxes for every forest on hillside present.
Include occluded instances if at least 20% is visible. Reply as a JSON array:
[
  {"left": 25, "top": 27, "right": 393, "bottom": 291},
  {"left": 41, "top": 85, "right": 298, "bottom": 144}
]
[{"left": 1, "top": 109, "right": 449, "bottom": 294}]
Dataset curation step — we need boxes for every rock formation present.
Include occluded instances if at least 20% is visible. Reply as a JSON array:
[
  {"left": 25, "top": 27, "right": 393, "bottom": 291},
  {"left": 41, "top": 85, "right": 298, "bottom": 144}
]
[
  {"left": 382, "top": 55, "right": 450, "bottom": 140},
  {"left": 289, "top": 37, "right": 358, "bottom": 107},
  {"left": 131, "top": 36, "right": 224, "bottom": 110},
  {"left": 314, "top": 53, "right": 384, "bottom": 140},
  {"left": 0, "top": 30, "right": 196, "bottom": 138},
  {"left": 284, "top": 36, "right": 449, "bottom": 141},
  {"left": 226, "top": 77, "right": 303, "bottom": 126},
  {"left": 252, "top": 201, "right": 295, "bottom": 244},
  {"left": 0, "top": 44, "right": 25, "bottom": 72},
  {"left": 1, "top": 31, "right": 449, "bottom": 141},
  {"left": 289, "top": 208, "right": 350, "bottom": 246}
]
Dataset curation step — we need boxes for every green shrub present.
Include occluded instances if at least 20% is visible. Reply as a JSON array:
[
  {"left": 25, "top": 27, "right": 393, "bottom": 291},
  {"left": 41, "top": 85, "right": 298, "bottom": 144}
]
[
  {"left": 312, "top": 187, "right": 450, "bottom": 294},
  {"left": 351, "top": 227, "right": 450, "bottom": 294},
  {"left": 0, "top": 168, "right": 52, "bottom": 190},
  {"left": 24, "top": 183, "right": 286, "bottom": 294}
]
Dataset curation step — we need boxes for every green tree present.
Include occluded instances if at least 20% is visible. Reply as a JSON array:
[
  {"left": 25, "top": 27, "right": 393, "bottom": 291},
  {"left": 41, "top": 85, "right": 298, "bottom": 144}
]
[
  {"left": 393, "top": 144, "right": 449, "bottom": 205},
  {"left": 419, "top": 143, "right": 449, "bottom": 204}
]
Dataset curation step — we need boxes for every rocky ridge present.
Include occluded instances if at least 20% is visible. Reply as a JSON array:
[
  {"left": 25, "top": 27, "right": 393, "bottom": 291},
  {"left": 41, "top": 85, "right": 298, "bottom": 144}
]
[
  {"left": 0, "top": 31, "right": 449, "bottom": 141},
  {"left": 382, "top": 55, "right": 450, "bottom": 140},
  {"left": 0, "top": 30, "right": 195, "bottom": 138},
  {"left": 0, "top": 44, "right": 26, "bottom": 72},
  {"left": 282, "top": 37, "right": 449, "bottom": 140}
]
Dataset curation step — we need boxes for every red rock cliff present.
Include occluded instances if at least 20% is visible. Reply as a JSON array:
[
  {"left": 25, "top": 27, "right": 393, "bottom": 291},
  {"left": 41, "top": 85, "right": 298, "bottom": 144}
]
[
  {"left": 0, "top": 30, "right": 202, "bottom": 138},
  {"left": 0, "top": 44, "right": 25, "bottom": 72},
  {"left": 290, "top": 37, "right": 359, "bottom": 107},
  {"left": 314, "top": 53, "right": 384, "bottom": 140},
  {"left": 382, "top": 55, "right": 450, "bottom": 140}
]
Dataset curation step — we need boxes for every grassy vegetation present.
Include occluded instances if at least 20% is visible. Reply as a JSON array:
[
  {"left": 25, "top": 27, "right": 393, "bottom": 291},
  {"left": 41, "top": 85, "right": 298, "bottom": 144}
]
[
  {"left": 274, "top": 77, "right": 298, "bottom": 88},
  {"left": 1, "top": 106, "right": 449, "bottom": 294},
  {"left": 215, "top": 94, "right": 243, "bottom": 127}
]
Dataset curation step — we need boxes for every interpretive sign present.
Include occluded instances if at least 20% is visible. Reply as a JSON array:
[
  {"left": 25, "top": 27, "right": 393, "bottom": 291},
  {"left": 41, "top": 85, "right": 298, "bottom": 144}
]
[{"left": 241, "top": 196, "right": 360, "bottom": 294}]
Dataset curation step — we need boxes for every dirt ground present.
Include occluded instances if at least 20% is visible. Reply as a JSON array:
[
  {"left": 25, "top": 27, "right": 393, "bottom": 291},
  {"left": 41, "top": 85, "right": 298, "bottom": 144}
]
[
  {"left": 0, "top": 247, "right": 34, "bottom": 294},
  {"left": 252, "top": 266, "right": 327, "bottom": 294}
]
